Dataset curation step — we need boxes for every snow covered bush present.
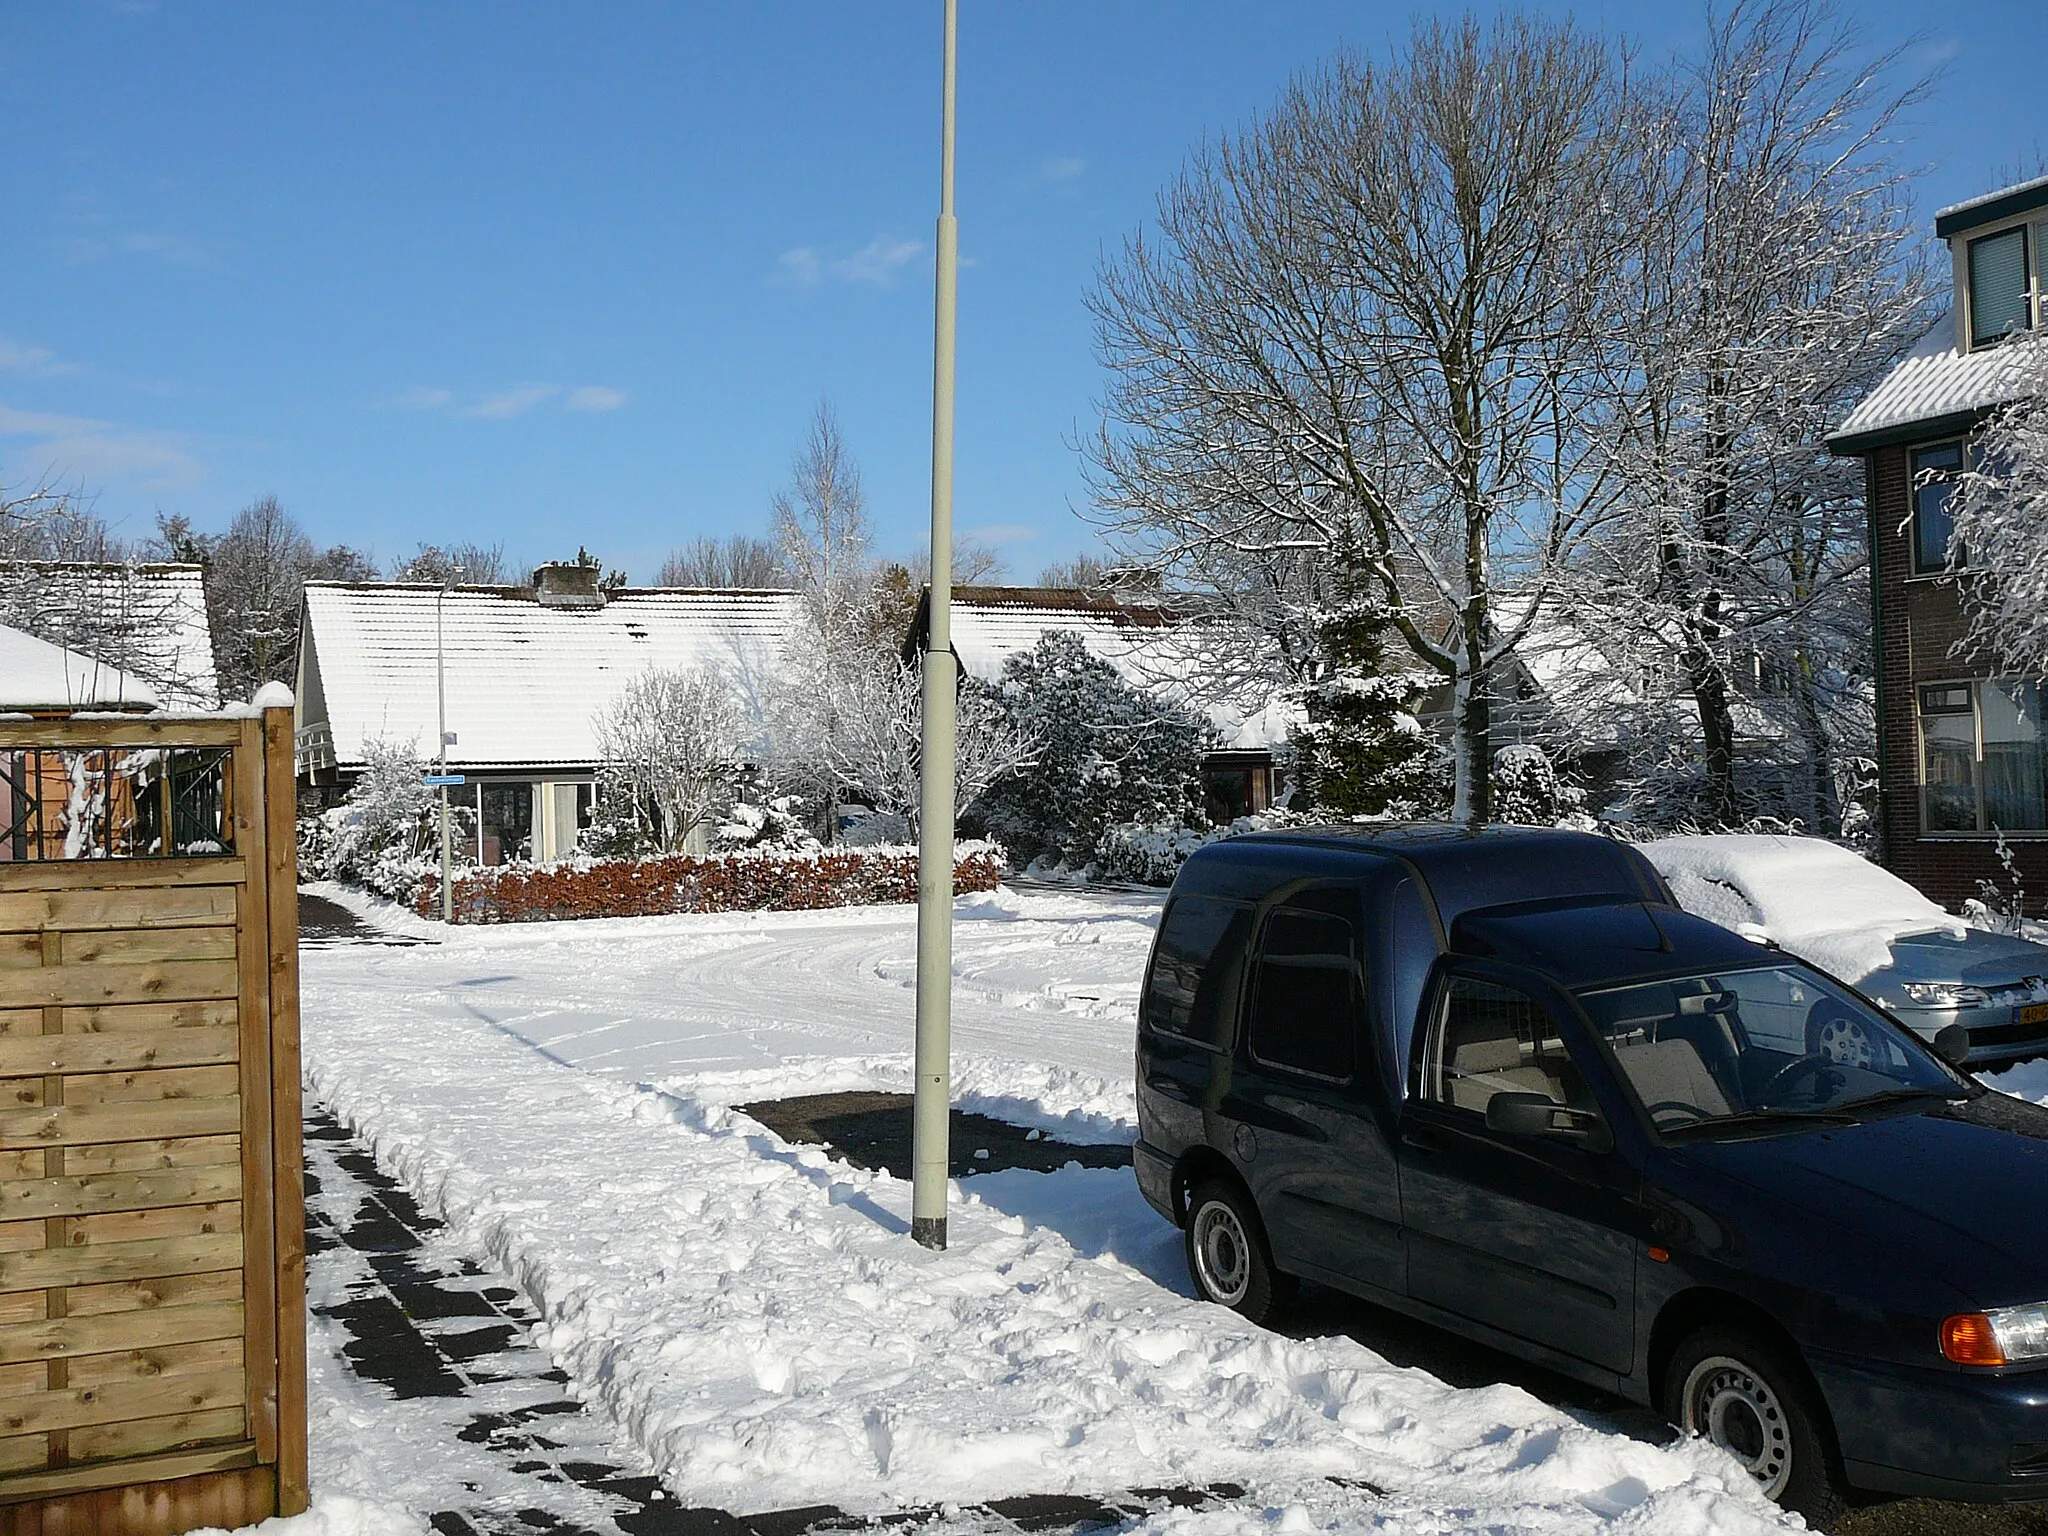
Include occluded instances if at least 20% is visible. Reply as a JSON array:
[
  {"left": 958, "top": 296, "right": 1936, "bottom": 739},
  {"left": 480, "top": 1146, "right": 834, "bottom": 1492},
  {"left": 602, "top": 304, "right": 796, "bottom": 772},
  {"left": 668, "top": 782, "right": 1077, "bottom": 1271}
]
[
  {"left": 415, "top": 842, "right": 1005, "bottom": 924},
  {"left": 577, "top": 768, "right": 655, "bottom": 860},
  {"left": 1289, "top": 576, "right": 1443, "bottom": 816},
  {"left": 819, "top": 658, "right": 1040, "bottom": 835},
  {"left": 1490, "top": 744, "right": 1591, "bottom": 828},
  {"left": 1093, "top": 819, "right": 1217, "bottom": 885},
  {"left": 304, "top": 739, "right": 441, "bottom": 900},
  {"left": 975, "top": 630, "right": 1210, "bottom": 866},
  {"left": 713, "top": 778, "right": 822, "bottom": 853}
]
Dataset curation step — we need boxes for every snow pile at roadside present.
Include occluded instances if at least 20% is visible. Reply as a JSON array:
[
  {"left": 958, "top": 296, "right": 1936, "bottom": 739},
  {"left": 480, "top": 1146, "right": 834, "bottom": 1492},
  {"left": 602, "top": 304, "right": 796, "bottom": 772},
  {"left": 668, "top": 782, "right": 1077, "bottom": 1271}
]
[
  {"left": 1643, "top": 833, "right": 1963, "bottom": 981},
  {"left": 300, "top": 992, "right": 1791, "bottom": 1533},
  {"left": 187, "top": 1496, "right": 424, "bottom": 1536}
]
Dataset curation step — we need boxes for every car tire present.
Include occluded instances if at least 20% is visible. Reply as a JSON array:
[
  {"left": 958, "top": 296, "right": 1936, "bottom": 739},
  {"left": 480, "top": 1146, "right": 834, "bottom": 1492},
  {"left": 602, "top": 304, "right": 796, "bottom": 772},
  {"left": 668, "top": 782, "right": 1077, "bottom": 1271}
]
[
  {"left": 1184, "top": 1178, "right": 1292, "bottom": 1325},
  {"left": 1665, "top": 1325, "right": 1845, "bottom": 1528}
]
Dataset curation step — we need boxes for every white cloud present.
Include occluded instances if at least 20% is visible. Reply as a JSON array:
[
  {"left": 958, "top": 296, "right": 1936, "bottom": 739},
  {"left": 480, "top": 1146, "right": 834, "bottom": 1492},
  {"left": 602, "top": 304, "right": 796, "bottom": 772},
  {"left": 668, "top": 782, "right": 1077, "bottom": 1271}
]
[
  {"left": 1034, "top": 156, "right": 1086, "bottom": 184},
  {"left": 391, "top": 385, "right": 454, "bottom": 411},
  {"left": 121, "top": 230, "right": 211, "bottom": 266},
  {"left": 773, "top": 247, "right": 823, "bottom": 289},
  {"left": 0, "top": 338, "right": 81, "bottom": 378},
  {"left": 460, "top": 383, "right": 558, "bottom": 420},
  {"left": 0, "top": 403, "right": 202, "bottom": 492},
  {"left": 773, "top": 237, "right": 925, "bottom": 290},
  {"left": 834, "top": 237, "right": 923, "bottom": 286},
  {"left": 566, "top": 385, "right": 628, "bottom": 413}
]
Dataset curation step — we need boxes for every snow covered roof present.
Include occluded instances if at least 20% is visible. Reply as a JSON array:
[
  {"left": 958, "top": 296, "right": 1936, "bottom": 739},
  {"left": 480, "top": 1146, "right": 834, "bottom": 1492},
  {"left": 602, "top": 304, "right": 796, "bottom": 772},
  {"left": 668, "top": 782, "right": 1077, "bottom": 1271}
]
[
  {"left": 1641, "top": 833, "right": 1962, "bottom": 982},
  {"left": 937, "top": 587, "right": 1296, "bottom": 753},
  {"left": 1935, "top": 174, "right": 2048, "bottom": 237},
  {"left": 1488, "top": 594, "right": 1645, "bottom": 739},
  {"left": 1827, "top": 317, "right": 2040, "bottom": 453},
  {"left": 0, "top": 562, "right": 217, "bottom": 709},
  {"left": 0, "top": 622, "right": 159, "bottom": 712},
  {"left": 300, "top": 582, "right": 799, "bottom": 772}
]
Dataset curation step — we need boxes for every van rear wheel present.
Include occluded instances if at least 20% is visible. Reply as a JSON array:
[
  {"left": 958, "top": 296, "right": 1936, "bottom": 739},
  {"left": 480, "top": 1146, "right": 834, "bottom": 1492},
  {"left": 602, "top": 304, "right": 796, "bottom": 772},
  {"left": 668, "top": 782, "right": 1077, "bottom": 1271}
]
[
  {"left": 1184, "top": 1178, "right": 1291, "bottom": 1326},
  {"left": 1666, "top": 1325, "right": 1845, "bottom": 1528}
]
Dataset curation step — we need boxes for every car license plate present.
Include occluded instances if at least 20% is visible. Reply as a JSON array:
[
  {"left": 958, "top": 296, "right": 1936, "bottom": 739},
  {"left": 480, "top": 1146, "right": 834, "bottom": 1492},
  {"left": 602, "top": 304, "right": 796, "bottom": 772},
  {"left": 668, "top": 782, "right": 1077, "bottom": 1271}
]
[{"left": 2021, "top": 1003, "right": 2048, "bottom": 1027}]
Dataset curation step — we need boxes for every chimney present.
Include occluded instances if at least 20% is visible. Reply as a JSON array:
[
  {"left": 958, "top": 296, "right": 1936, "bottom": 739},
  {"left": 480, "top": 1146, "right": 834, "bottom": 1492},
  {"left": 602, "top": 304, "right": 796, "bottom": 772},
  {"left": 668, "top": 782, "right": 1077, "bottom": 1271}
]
[{"left": 532, "top": 562, "right": 606, "bottom": 610}]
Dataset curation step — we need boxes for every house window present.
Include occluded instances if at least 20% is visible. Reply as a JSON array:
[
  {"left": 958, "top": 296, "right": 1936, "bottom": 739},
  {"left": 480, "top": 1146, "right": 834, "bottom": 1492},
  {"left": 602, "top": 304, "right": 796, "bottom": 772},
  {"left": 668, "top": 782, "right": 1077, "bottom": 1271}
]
[
  {"left": 1910, "top": 442, "right": 1965, "bottom": 575},
  {"left": 1919, "top": 680, "right": 2048, "bottom": 835},
  {"left": 1969, "top": 226, "right": 2032, "bottom": 348}
]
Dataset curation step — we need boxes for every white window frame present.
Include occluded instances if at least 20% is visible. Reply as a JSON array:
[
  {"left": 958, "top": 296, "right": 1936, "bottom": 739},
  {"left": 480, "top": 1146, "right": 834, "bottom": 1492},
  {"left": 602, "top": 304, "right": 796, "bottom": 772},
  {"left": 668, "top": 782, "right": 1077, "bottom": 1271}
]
[{"left": 1916, "top": 677, "right": 2048, "bottom": 839}]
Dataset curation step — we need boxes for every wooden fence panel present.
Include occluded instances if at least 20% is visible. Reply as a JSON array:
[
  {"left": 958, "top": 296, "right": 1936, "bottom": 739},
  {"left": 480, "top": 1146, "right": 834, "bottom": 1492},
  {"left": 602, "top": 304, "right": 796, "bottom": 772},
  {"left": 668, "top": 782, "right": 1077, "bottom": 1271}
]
[{"left": 0, "top": 710, "right": 304, "bottom": 1533}]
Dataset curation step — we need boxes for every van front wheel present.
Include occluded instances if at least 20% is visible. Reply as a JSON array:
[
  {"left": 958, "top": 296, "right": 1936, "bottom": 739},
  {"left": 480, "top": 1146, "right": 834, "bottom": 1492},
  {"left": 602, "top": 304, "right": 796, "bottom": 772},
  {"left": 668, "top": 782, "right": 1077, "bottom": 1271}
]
[
  {"left": 1184, "top": 1179, "right": 1291, "bottom": 1326},
  {"left": 1666, "top": 1325, "right": 1845, "bottom": 1528}
]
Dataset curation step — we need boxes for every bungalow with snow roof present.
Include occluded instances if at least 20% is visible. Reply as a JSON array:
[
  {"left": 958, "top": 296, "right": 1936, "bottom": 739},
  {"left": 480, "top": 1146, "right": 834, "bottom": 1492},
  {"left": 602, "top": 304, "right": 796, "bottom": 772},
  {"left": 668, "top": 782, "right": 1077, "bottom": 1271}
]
[
  {"left": 295, "top": 562, "right": 797, "bottom": 863},
  {"left": 1827, "top": 175, "right": 2048, "bottom": 908},
  {"left": 900, "top": 585, "right": 1295, "bottom": 823},
  {"left": 0, "top": 561, "right": 218, "bottom": 709}
]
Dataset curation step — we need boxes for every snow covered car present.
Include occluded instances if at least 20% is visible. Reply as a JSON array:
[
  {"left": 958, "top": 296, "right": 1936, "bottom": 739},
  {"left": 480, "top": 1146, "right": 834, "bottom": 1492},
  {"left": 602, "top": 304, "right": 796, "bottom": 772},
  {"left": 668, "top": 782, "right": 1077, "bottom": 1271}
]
[
  {"left": 1135, "top": 823, "right": 2048, "bottom": 1522},
  {"left": 1642, "top": 835, "right": 2048, "bottom": 1069}
]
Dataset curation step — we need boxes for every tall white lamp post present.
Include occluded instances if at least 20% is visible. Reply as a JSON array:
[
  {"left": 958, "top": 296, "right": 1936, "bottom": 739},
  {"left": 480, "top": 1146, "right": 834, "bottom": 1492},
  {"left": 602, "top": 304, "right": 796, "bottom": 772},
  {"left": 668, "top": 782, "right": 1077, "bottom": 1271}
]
[
  {"left": 910, "top": 0, "right": 960, "bottom": 1251},
  {"left": 435, "top": 570, "right": 463, "bottom": 922}
]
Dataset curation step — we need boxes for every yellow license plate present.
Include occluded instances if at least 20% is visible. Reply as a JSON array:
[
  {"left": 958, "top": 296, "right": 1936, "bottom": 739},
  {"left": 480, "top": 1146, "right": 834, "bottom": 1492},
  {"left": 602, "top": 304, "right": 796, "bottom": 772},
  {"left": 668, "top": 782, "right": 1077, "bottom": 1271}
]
[{"left": 2021, "top": 1003, "right": 2048, "bottom": 1026}]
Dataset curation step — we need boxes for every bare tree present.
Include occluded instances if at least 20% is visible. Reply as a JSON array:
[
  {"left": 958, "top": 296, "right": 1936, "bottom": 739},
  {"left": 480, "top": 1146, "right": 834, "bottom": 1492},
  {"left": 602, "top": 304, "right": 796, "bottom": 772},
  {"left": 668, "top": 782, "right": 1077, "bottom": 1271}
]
[
  {"left": 1, "top": 488, "right": 210, "bottom": 703},
  {"left": 767, "top": 404, "right": 880, "bottom": 825},
  {"left": 821, "top": 661, "right": 1041, "bottom": 834},
  {"left": 392, "top": 542, "right": 509, "bottom": 585},
  {"left": 1580, "top": 0, "right": 1937, "bottom": 829},
  {"left": 1088, "top": 15, "right": 1655, "bottom": 819},
  {"left": 905, "top": 534, "right": 1005, "bottom": 587},
  {"left": 656, "top": 535, "right": 786, "bottom": 588},
  {"left": 1947, "top": 333, "right": 2048, "bottom": 677},
  {"left": 0, "top": 480, "right": 126, "bottom": 563},
  {"left": 772, "top": 403, "right": 873, "bottom": 635},
  {"left": 594, "top": 667, "right": 745, "bottom": 853}
]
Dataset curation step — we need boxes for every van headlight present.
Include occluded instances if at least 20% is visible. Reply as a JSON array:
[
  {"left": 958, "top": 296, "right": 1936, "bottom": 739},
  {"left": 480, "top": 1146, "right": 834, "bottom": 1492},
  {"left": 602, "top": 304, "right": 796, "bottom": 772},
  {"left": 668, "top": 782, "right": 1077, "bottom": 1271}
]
[
  {"left": 1902, "top": 982, "right": 1992, "bottom": 1008},
  {"left": 1943, "top": 1305, "right": 2048, "bottom": 1365}
]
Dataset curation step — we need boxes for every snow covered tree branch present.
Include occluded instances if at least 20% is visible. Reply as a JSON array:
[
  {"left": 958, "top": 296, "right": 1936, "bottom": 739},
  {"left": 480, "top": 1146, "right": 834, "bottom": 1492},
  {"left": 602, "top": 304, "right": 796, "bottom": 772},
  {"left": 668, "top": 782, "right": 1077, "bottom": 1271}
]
[
  {"left": 594, "top": 667, "right": 747, "bottom": 854},
  {"left": 1086, "top": 14, "right": 1659, "bottom": 820},
  {"left": 1947, "top": 332, "right": 2048, "bottom": 679}
]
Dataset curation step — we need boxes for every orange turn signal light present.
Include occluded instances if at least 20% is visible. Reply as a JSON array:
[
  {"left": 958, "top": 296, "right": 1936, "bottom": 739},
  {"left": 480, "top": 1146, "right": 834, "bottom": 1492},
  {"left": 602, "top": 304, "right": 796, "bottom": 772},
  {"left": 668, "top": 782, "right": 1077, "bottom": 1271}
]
[{"left": 1942, "top": 1313, "right": 2008, "bottom": 1366}]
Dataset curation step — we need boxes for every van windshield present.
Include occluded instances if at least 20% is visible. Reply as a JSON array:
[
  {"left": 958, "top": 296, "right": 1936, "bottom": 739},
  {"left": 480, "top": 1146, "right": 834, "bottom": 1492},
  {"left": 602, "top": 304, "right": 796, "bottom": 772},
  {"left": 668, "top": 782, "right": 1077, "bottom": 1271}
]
[{"left": 1576, "top": 966, "right": 1968, "bottom": 1137}]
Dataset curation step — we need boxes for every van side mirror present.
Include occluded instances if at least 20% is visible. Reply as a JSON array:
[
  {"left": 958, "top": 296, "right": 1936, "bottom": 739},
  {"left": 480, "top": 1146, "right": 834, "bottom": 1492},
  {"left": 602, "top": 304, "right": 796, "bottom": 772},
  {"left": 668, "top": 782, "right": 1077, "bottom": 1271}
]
[
  {"left": 1932, "top": 1023, "right": 1972, "bottom": 1068},
  {"left": 1485, "top": 1091, "right": 1613, "bottom": 1153}
]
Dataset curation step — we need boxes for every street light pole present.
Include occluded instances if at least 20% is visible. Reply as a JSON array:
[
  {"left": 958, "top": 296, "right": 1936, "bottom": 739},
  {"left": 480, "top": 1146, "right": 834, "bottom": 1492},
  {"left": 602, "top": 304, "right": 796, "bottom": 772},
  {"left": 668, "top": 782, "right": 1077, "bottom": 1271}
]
[
  {"left": 910, "top": 0, "right": 959, "bottom": 1251},
  {"left": 436, "top": 574, "right": 460, "bottom": 923}
]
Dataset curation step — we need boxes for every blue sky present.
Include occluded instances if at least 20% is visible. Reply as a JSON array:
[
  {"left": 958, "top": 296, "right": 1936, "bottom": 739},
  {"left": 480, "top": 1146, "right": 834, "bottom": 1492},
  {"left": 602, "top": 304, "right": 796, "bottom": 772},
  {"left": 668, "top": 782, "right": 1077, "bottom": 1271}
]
[{"left": 0, "top": 2, "right": 2034, "bottom": 583}]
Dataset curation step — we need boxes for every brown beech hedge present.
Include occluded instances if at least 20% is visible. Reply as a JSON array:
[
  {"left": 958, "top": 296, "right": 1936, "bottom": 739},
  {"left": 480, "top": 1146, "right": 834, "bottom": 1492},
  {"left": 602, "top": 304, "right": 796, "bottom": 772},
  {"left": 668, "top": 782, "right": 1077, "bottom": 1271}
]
[{"left": 411, "top": 843, "right": 1007, "bottom": 924}]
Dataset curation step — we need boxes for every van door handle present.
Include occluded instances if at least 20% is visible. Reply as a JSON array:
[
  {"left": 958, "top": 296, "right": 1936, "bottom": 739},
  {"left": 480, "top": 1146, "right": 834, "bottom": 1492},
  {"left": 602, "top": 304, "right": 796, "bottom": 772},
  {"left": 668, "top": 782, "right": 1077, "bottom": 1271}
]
[
  {"left": 1146, "top": 1076, "right": 1194, "bottom": 1104},
  {"left": 1401, "top": 1126, "right": 1445, "bottom": 1155}
]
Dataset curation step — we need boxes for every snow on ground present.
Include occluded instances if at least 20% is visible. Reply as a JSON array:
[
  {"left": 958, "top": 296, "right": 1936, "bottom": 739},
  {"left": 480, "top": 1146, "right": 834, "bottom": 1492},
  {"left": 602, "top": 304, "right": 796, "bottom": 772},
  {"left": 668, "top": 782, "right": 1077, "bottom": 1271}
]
[
  {"left": 187, "top": 1495, "right": 425, "bottom": 1536},
  {"left": 296, "top": 883, "right": 1794, "bottom": 1533}
]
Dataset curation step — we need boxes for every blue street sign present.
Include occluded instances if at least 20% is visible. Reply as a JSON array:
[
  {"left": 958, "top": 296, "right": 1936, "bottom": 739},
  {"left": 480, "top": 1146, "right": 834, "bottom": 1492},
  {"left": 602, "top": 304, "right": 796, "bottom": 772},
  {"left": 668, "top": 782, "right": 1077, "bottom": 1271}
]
[{"left": 423, "top": 774, "right": 466, "bottom": 786}]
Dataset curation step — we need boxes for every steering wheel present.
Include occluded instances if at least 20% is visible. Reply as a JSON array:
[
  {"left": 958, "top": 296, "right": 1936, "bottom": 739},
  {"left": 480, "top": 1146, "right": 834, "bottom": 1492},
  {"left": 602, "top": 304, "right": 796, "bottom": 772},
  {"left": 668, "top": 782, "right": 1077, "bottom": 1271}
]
[
  {"left": 1756, "top": 1052, "right": 1836, "bottom": 1105},
  {"left": 1645, "top": 1100, "right": 1710, "bottom": 1125}
]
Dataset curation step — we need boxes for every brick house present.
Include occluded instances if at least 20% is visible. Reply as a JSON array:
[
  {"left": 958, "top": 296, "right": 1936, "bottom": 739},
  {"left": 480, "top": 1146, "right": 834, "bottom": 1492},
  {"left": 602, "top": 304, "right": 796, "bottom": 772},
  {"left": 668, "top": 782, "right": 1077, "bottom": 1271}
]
[{"left": 1827, "top": 175, "right": 2048, "bottom": 909}]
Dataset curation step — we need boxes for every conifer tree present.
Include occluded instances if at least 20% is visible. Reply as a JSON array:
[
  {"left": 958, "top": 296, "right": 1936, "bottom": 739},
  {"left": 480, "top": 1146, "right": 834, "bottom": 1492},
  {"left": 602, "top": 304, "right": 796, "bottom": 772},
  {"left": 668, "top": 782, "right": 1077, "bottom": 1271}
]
[{"left": 1290, "top": 569, "right": 1439, "bottom": 817}]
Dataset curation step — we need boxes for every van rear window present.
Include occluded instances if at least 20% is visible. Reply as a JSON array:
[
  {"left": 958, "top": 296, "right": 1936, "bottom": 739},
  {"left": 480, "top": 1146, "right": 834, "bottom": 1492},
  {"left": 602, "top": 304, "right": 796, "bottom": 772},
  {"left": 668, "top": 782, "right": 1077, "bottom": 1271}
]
[{"left": 1145, "top": 896, "right": 1254, "bottom": 1050}]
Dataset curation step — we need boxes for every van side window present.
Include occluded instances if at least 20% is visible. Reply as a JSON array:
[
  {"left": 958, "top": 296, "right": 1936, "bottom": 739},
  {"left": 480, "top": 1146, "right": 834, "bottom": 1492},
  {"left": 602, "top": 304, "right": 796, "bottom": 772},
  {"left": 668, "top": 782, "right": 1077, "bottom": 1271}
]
[
  {"left": 1144, "top": 896, "right": 1254, "bottom": 1051},
  {"left": 1425, "top": 976, "right": 1591, "bottom": 1116},
  {"left": 1247, "top": 893, "right": 1362, "bottom": 1082}
]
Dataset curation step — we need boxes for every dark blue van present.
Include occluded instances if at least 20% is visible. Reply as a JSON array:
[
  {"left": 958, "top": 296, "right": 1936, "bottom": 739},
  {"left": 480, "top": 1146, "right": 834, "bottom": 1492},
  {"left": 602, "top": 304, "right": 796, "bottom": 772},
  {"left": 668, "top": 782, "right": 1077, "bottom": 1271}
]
[{"left": 1134, "top": 824, "right": 2048, "bottom": 1524}]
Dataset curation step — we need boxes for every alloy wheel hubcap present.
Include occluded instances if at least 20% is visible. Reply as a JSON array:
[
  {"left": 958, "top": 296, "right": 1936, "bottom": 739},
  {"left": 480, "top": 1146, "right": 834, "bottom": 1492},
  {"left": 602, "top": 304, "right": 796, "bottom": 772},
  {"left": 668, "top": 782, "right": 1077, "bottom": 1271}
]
[
  {"left": 1686, "top": 1356, "right": 1792, "bottom": 1497},
  {"left": 1815, "top": 1017, "right": 1877, "bottom": 1069},
  {"left": 1191, "top": 1201, "right": 1250, "bottom": 1306}
]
